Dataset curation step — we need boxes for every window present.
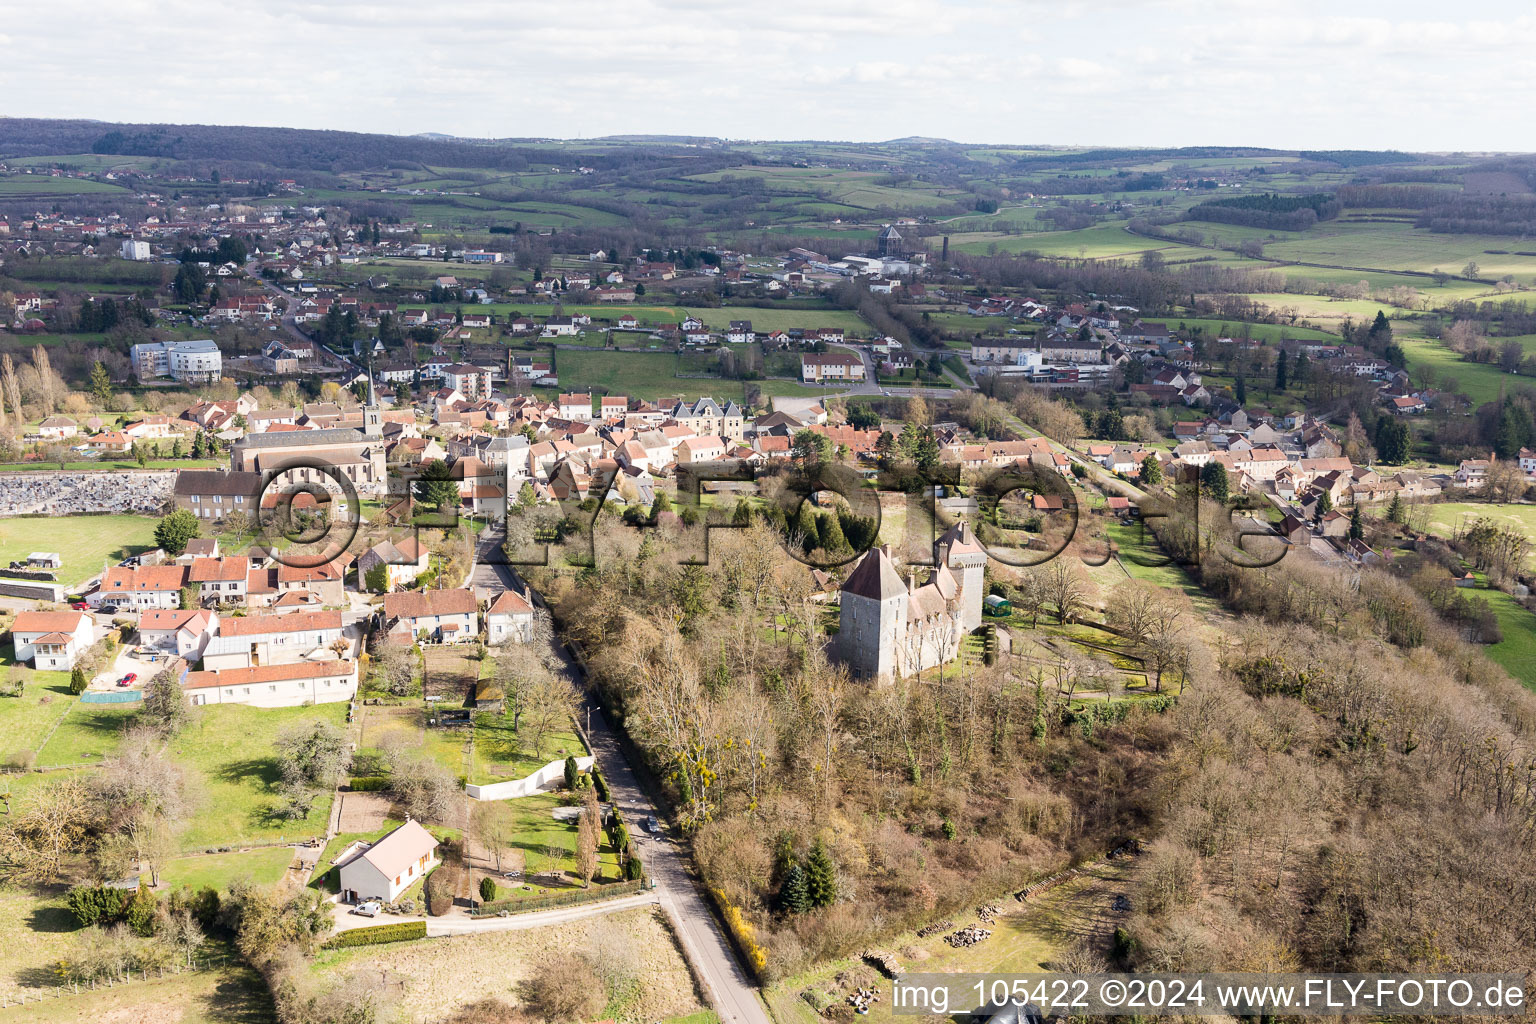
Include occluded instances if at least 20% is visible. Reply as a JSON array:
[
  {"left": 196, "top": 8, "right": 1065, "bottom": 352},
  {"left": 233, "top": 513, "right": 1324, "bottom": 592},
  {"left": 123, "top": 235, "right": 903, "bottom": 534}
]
[{"left": 191, "top": 495, "right": 200, "bottom": 504}]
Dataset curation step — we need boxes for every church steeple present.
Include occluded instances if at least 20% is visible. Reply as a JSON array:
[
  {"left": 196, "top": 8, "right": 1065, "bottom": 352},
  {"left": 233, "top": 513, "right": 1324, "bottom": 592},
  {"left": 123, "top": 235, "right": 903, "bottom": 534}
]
[{"left": 363, "top": 357, "right": 382, "bottom": 437}]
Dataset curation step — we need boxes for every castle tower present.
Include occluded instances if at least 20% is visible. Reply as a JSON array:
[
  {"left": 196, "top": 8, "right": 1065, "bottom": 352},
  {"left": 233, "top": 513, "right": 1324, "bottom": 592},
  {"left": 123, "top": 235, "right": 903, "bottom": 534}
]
[
  {"left": 876, "top": 224, "right": 902, "bottom": 258},
  {"left": 838, "top": 545, "right": 908, "bottom": 682},
  {"left": 937, "top": 520, "right": 987, "bottom": 632}
]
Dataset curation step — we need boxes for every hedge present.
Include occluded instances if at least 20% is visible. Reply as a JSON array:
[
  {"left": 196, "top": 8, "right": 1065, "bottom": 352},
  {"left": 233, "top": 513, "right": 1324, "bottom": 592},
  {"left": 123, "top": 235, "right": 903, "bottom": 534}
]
[
  {"left": 471, "top": 880, "right": 644, "bottom": 917},
  {"left": 321, "top": 919, "right": 426, "bottom": 949},
  {"left": 348, "top": 776, "right": 391, "bottom": 792},
  {"left": 591, "top": 765, "right": 611, "bottom": 802}
]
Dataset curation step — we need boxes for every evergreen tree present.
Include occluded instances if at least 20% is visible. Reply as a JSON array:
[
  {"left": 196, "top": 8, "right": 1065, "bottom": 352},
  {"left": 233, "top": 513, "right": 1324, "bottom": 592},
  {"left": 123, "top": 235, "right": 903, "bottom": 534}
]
[
  {"left": 1199, "top": 461, "right": 1230, "bottom": 503},
  {"left": 804, "top": 840, "right": 837, "bottom": 909},
  {"left": 1314, "top": 489, "right": 1333, "bottom": 521},
  {"left": 1386, "top": 492, "right": 1405, "bottom": 524},
  {"left": 731, "top": 500, "right": 753, "bottom": 527},
  {"left": 779, "top": 861, "right": 809, "bottom": 914},
  {"left": 1235, "top": 375, "right": 1247, "bottom": 405},
  {"left": 1293, "top": 351, "right": 1310, "bottom": 386},
  {"left": 68, "top": 666, "right": 87, "bottom": 695},
  {"left": 649, "top": 490, "right": 672, "bottom": 522},
  {"left": 1375, "top": 416, "right": 1411, "bottom": 464},
  {"left": 1348, "top": 505, "right": 1364, "bottom": 541},
  {"left": 1275, "top": 349, "right": 1288, "bottom": 391},
  {"left": 154, "top": 508, "right": 200, "bottom": 555},
  {"left": 874, "top": 430, "right": 895, "bottom": 466},
  {"left": 795, "top": 502, "right": 820, "bottom": 551},
  {"left": 1140, "top": 454, "right": 1163, "bottom": 486},
  {"left": 89, "top": 361, "right": 113, "bottom": 406},
  {"left": 817, "top": 511, "right": 848, "bottom": 554}
]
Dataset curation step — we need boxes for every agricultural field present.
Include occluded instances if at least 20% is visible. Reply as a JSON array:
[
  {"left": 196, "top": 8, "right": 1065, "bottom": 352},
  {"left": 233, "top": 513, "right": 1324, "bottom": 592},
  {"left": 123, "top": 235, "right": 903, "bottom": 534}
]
[
  {"left": 1477, "top": 587, "right": 1536, "bottom": 690},
  {"left": 0, "top": 174, "right": 133, "bottom": 196},
  {"left": 0, "top": 514, "right": 161, "bottom": 590},
  {"left": 1396, "top": 334, "right": 1517, "bottom": 405}
]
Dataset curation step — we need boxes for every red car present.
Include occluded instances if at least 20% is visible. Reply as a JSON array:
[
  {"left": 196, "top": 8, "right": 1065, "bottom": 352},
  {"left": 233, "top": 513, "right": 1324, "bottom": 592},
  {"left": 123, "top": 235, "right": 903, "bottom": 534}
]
[
  {"left": 117, "top": 672, "right": 137, "bottom": 688},
  {"left": 70, "top": 601, "right": 90, "bottom": 611}
]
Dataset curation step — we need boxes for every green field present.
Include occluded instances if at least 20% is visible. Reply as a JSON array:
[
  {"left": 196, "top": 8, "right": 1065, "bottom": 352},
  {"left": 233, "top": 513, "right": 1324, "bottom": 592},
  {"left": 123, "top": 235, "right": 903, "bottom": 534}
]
[
  {"left": 168, "top": 703, "right": 348, "bottom": 851},
  {"left": 0, "top": 174, "right": 133, "bottom": 196},
  {"left": 1398, "top": 334, "right": 1521, "bottom": 404},
  {"left": 1478, "top": 587, "right": 1536, "bottom": 690},
  {"left": 1416, "top": 503, "right": 1536, "bottom": 570},
  {"left": 157, "top": 846, "right": 296, "bottom": 891},
  {"left": 545, "top": 348, "right": 819, "bottom": 401},
  {"left": 35, "top": 700, "right": 138, "bottom": 767},
  {"left": 0, "top": 513, "right": 161, "bottom": 590}
]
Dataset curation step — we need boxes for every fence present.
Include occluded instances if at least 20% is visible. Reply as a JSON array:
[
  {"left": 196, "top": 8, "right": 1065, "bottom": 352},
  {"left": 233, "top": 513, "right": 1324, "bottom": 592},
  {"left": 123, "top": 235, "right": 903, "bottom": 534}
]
[
  {"left": 464, "top": 754, "right": 593, "bottom": 801},
  {"left": 471, "top": 879, "right": 645, "bottom": 917},
  {"left": 0, "top": 954, "right": 231, "bottom": 1010}
]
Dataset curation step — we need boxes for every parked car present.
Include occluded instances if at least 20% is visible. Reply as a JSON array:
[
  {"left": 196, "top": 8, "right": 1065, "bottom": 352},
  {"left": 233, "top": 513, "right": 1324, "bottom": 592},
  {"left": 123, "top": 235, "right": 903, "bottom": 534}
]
[
  {"left": 351, "top": 901, "right": 381, "bottom": 917},
  {"left": 118, "top": 557, "right": 139, "bottom": 568},
  {"left": 645, "top": 815, "right": 660, "bottom": 834},
  {"left": 98, "top": 604, "right": 119, "bottom": 614},
  {"left": 119, "top": 672, "right": 137, "bottom": 687},
  {"left": 70, "top": 601, "right": 90, "bottom": 610}
]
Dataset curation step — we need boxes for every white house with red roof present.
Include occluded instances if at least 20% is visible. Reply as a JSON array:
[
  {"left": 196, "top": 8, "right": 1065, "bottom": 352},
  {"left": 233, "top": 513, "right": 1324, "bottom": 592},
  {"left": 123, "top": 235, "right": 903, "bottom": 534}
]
[
  {"left": 12, "top": 611, "right": 94, "bottom": 670},
  {"left": 182, "top": 659, "right": 358, "bottom": 709},
  {"left": 486, "top": 587, "right": 537, "bottom": 644},
  {"left": 139, "top": 609, "right": 219, "bottom": 658}
]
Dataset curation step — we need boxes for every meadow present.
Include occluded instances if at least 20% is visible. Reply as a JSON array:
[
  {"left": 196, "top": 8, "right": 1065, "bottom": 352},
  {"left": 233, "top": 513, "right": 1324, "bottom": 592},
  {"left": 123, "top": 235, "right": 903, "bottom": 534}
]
[{"left": 0, "top": 514, "right": 161, "bottom": 590}]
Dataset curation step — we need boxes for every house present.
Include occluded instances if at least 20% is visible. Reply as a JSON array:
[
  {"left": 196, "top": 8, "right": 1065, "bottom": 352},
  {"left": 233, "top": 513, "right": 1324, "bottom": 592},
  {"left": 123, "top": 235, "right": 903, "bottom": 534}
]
[
  {"left": 95, "top": 565, "right": 188, "bottom": 610},
  {"left": 726, "top": 320, "right": 755, "bottom": 344},
  {"left": 12, "top": 611, "right": 94, "bottom": 670},
  {"left": 557, "top": 393, "right": 593, "bottom": 421},
  {"left": 357, "top": 536, "right": 430, "bottom": 592},
  {"left": 486, "top": 587, "right": 537, "bottom": 644},
  {"left": 37, "top": 416, "right": 77, "bottom": 440},
  {"left": 188, "top": 557, "right": 250, "bottom": 605},
  {"left": 801, "top": 352, "right": 866, "bottom": 384},
  {"left": 276, "top": 562, "right": 347, "bottom": 605},
  {"left": 174, "top": 470, "right": 262, "bottom": 521},
  {"left": 1390, "top": 394, "right": 1426, "bottom": 415},
  {"left": 1456, "top": 458, "right": 1490, "bottom": 489},
  {"left": 334, "top": 819, "right": 439, "bottom": 904},
  {"left": 200, "top": 611, "right": 346, "bottom": 670},
  {"left": 183, "top": 659, "right": 358, "bottom": 708},
  {"left": 383, "top": 588, "right": 478, "bottom": 643},
  {"left": 138, "top": 609, "right": 218, "bottom": 659}
]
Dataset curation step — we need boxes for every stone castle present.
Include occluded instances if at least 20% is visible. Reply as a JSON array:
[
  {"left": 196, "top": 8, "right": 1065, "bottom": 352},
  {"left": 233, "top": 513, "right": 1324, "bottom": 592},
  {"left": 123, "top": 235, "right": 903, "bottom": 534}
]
[{"left": 837, "top": 521, "right": 987, "bottom": 682}]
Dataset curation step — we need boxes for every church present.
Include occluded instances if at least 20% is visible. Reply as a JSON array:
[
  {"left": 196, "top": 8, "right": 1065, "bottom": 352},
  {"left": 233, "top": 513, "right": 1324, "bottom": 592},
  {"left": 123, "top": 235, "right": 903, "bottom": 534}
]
[{"left": 837, "top": 521, "right": 987, "bottom": 682}]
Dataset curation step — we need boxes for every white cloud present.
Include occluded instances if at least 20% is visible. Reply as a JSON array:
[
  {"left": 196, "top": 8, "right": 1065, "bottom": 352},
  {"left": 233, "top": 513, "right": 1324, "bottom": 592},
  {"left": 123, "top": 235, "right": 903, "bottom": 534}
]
[{"left": 2, "top": 0, "right": 1532, "bottom": 149}]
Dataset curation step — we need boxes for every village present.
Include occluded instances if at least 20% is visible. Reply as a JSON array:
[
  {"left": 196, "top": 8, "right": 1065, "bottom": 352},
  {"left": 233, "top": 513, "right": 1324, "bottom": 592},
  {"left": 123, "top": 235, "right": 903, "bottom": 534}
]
[{"left": 2, "top": 126, "right": 1536, "bottom": 1024}]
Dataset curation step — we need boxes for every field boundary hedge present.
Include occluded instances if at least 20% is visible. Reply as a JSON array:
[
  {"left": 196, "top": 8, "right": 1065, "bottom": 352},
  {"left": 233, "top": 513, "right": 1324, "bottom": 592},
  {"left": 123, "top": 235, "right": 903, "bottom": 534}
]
[{"left": 321, "top": 920, "right": 426, "bottom": 948}]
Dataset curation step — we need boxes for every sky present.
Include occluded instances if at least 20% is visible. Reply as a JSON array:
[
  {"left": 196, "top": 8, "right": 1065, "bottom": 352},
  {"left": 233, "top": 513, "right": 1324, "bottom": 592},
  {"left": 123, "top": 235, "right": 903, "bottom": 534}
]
[{"left": 2, "top": 0, "right": 1533, "bottom": 151}]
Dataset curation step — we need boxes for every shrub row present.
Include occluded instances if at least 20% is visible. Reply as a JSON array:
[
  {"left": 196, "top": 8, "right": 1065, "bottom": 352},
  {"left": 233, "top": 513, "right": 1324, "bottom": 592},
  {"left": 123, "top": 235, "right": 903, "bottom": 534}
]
[
  {"left": 321, "top": 920, "right": 426, "bottom": 948},
  {"left": 347, "top": 776, "right": 391, "bottom": 792},
  {"left": 709, "top": 886, "right": 768, "bottom": 980},
  {"left": 471, "top": 879, "right": 645, "bottom": 917}
]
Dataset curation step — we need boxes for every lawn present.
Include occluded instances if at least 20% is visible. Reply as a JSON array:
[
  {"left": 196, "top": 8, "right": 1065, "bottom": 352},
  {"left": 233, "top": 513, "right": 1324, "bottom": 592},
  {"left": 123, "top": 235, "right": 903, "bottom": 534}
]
[
  {"left": 467, "top": 711, "right": 584, "bottom": 785},
  {"left": 1477, "top": 587, "right": 1536, "bottom": 691},
  {"left": 487, "top": 791, "right": 622, "bottom": 893},
  {"left": 34, "top": 700, "right": 138, "bottom": 767},
  {"left": 0, "top": 514, "right": 162, "bottom": 590},
  {"left": 157, "top": 847, "right": 296, "bottom": 892},
  {"left": 0, "top": 672, "right": 78, "bottom": 765},
  {"left": 167, "top": 703, "right": 348, "bottom": 852}
]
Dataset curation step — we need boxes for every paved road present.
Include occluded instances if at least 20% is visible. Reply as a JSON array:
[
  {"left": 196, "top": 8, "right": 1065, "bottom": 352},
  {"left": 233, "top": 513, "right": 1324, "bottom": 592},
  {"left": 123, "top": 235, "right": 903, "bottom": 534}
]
[
  {"left": 424, "top": 891, "right": 660, "bottom": 936},
  {"left": 465, "top": 533, "right": 772, "bottom": 1024},
  {"left": 581, "top": 701, "right": 772, "bottom": 1024}
]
